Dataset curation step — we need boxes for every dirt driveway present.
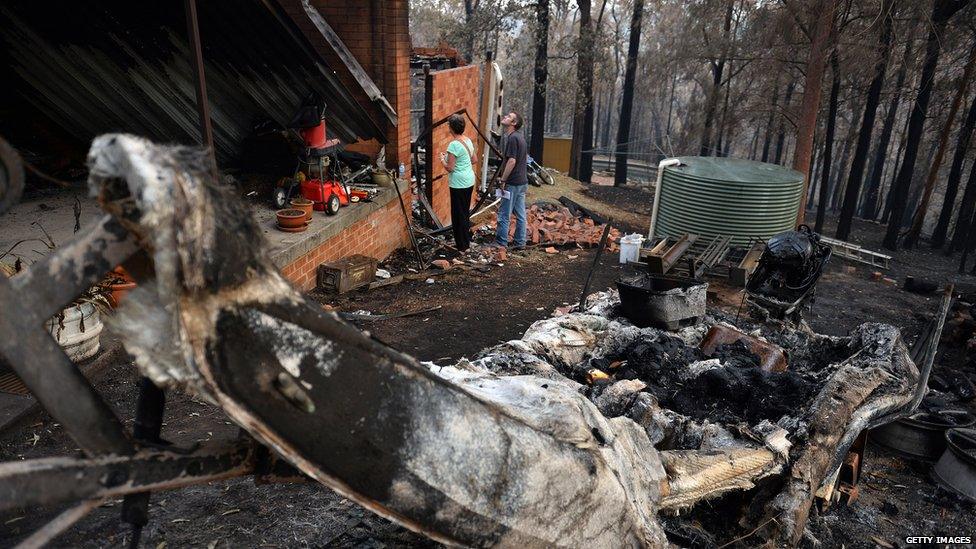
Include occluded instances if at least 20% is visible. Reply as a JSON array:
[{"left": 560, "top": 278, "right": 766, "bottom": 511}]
[{"left": 3, "top": 180, "right": 976, "bottom": 547}]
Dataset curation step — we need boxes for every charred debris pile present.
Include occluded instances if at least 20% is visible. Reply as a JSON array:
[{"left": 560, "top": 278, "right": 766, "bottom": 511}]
[
  {"left": 67, "top": 136, "right": 921, "bottom": 548},
  {"left": 464, "top": 289, "right": 916, "bottom": 546}
]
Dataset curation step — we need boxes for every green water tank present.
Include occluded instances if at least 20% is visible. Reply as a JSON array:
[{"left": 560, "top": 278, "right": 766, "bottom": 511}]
[{"left": 655, "top": 156, "right": 804, "bottom": 246}]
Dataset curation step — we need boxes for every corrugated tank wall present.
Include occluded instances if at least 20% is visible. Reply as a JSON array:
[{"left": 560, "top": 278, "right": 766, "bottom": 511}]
[{"left": 656, "top": 157, "right": 804, "bottom": 246}]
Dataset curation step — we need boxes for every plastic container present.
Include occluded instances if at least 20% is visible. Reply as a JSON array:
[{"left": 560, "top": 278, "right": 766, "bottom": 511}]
[
  {"left": 299, "top": 120, "right": 327, "bottom": 148},
  {"left": 45, "top": 302, "right": 103, "bottom": 363},
  {"left": 619, "top": 233, "right": 644, "bottom": 264},
  {"left": 657, "top": 157, "right": 804, "bottom": 246}
]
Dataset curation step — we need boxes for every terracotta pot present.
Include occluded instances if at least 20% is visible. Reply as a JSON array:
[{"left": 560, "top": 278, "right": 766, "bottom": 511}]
[
  {"left": 107, "top": 281, "right": 137, "bottom": 308},
  {"left": 290, "top": 197, "right": 314, "bottom": 221},
  {"left": 276, "top": 208, "right": 308, "bottom": 230},
  {"left": 112, "top": 266, "right": 135, "bottom": 282}
]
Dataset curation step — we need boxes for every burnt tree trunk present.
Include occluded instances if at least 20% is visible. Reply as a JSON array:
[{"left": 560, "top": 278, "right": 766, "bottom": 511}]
[
  {"left": 861, "top": 38, "right": 912, "bottom": 219},
  {"left": 665, "top": 72, "right": 677, "bottom": 137},
  {"left": 761, "top": 83, "right": 780, "bottom": 162},
  {"left": 773, "top": 81, "right": 796, "bottom": 165},
  {"left": 881, "top": 113, "right": 913, "bottom": 222},
  {"left": 829, "top": 106, "right": 860, "bottom": 212},
  {"left": 750, "top": 126, "right": 760, "bottom": 160},
  {"left": 529, "top": 0, "right": 550, "bottom": 162},
  {"left": 950, "top": 148, "right": 976, "bottom": 252},
  {"left": 600, "top": 86, "right": 615, "bottom": 149},
  {"left": 883, "top": 0, "right": 970, "bottom": 251},
  {"left": 716, "top": 74, "right": 734, "bottom": 157},
  {"left": 462, "top": 0, "right": 478, "bottom": 62},
  {"left": 808, "top": 130, "right": 824, "bottom": 206},
  {"left": 569, "top": 0, "right": 594, "bottom": 181},
  {"left": 614, "top": 0, "right": 644, "bottom": 186},
  {"left": 905, "top": 39, "right": 976, "bottom": 248},
  {"left": 836, "top": 12, "right": 892, "bottom": 240},
  {"left": 793, "top": 0, "right": 838, "bottom": 224},
  {"left": 815, "top": 53, "right": 841, "bottom": 234},
  {"left": 700, "top": 0, "right": 735, "bottom": 156},
  {"left": 932, "top": 93, "right": 976, "bottom": 248}
]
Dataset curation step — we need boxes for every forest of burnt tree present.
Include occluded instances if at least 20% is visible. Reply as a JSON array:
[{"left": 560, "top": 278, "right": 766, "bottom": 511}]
[{"left": 411, "top": 0, "right": 976, "bottom": 261}]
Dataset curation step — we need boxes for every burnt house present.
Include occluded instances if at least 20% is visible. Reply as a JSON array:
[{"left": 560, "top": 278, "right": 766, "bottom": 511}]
[{"left": 0, "top": 1, "right": 481, "bottom": 290}]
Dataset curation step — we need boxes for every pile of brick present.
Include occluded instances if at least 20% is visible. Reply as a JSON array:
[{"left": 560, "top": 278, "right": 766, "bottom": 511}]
[{"left": 486, "top": 203, "right": 621, "bottom": 250}]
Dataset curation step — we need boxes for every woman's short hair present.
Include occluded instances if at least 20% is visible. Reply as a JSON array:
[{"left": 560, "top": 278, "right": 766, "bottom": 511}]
[{"left": 448, "top": 114, "right": 465, "bottom": 135}]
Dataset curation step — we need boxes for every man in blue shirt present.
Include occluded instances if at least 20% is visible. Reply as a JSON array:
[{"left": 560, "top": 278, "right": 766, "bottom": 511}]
[{"left": 495, "top": 111, "right": 528, "bottom": 249}]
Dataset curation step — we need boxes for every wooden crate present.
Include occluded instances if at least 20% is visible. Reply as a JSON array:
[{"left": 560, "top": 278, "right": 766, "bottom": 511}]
[{"left": 316, "top": 255, "right": 378, "bottom": 293}]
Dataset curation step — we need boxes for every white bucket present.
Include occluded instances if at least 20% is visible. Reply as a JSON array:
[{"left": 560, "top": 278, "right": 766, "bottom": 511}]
[
  {"left": 619, "top": 233, "right": 644, "bottom": 264},
  {"left": 45, "top": 302, "right": 103, "bottom": 363}
]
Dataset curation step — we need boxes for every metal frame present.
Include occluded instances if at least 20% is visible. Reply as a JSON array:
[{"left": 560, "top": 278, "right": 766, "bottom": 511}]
[{"left": 0, "top": 215, "right": 295, "bottom": 546}]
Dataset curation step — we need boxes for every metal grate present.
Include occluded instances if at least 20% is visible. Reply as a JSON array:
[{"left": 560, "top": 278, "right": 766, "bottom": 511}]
[{"left": 0, "top": 371, "right": 29, "bottom": 396}]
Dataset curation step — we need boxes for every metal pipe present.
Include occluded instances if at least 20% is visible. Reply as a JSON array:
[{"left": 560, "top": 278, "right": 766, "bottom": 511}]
[
  {"left": 648, "top": 158, "right": 680, "bottom": 240},
  {"left": 0, "top": 440, "right": 256, "bottom": 511}
]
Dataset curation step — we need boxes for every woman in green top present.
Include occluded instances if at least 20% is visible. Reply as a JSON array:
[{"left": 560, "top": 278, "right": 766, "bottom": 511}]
[{"left": 439, "top": 114, "right": 477, "bottom": 251}]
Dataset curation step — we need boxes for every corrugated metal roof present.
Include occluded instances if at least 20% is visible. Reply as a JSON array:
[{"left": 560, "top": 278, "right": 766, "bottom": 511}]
[{"left": 0, "top": 0, "right": 387, "bottom": 165}]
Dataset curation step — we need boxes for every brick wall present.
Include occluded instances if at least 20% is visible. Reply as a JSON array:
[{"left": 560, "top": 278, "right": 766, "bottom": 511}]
[
  {"left": 426, "top": 65, "right": 482, "bottom": 224},
  {"left": 273, "top": 0, "right": 414, "bottom": 291},
  {"left": 279, "top": 0, "right": 412, "bottom": 178},
  {"left": 278, "top": 194, "right": 409, "bottom": 291}
]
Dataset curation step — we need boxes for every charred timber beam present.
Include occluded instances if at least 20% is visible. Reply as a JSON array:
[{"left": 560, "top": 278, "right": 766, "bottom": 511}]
[
  {"left": 9, "top": 215, "right": 138, "bottom": 323},
  {"left": 0, "top": 440, "right": 256, "bottom": 511},
  {"left": 0, "top": 214, "right": 138, "bottom": 457},
  {"left": 297, "top": 0, "right": 397, "bottom": 125},
  {"left": 0, "top": 276, "right": 132, "bottom": 457},
  {"left": 647, "top": 234, "right": 697, "bottom": 274}
]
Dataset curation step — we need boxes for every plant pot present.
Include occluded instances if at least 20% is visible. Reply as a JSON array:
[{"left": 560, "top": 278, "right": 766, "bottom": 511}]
[
  {"left": 276, "top": 208, "right": 308, "bottom": 230},
  {"left": 371, "top": 170, "right": 394, "bottom": 188},
  {"left": 289, "top": 198, "right": 314, "bottom": 221},
  {"left": 107, "top": 281, "right": 137, "bottom": 308},
  {"left": 104, "top": 266, "right": 137, "bottom": 307},
  {"left": 370, "top": 170, "right": 392, "bottom": 187},
  {"left": 44, "top": 302, "right": 103, "bottom": 363}
]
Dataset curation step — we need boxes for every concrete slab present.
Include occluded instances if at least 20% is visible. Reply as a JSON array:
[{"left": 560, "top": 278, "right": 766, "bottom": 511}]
[
  {"left": 0, "top": 185, "right": 399, "bottom": 270},
  {"left": 256, "top": 187, "right": 397, "bottom": 268}
]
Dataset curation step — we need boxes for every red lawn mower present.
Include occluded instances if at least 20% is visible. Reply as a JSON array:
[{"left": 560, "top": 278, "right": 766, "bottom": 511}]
[{"left": 271, "top": 95, "right": 366, "bottom": 215}]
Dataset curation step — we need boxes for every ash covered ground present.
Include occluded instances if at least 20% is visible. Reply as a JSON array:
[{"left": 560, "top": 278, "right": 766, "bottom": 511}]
[{"left": 2, "top": 199, "right": 975, "bottom": 547}]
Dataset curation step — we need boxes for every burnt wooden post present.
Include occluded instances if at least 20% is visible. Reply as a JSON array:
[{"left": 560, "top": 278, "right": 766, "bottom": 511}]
[
  {"left": 184, "top": 0, "right": 215, "bottom": 166},
  {"left": 423, "top": 62, "right": 434, "bottom": 226}
]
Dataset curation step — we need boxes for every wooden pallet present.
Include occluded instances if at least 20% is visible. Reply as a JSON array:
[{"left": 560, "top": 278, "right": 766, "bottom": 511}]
[
  {"left": 642, "top": 234, "right": 732, "bottom": 279},
  {"left": 729, "top": 239, "right": 765, "bottom": 287}
]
